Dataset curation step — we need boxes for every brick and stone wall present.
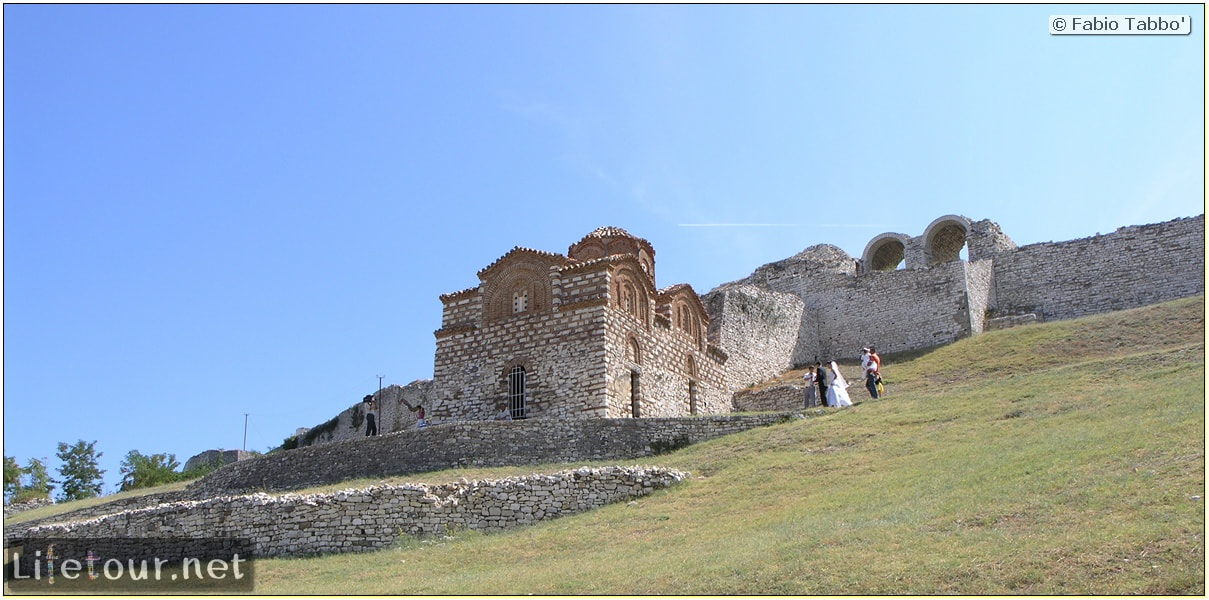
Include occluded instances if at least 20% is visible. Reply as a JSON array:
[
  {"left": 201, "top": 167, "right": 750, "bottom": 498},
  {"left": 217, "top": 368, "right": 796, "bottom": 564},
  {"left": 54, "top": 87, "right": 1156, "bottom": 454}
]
[
  {"left": 719, "top": 257, "right": 983, "bottom": 363},
  {"left": 431, "top": 229, "right": 727, "bottom": 424},
  {"left": 188, "top": 414, "right": 799, "bottom": 497},
  {"left": 6, "top": 467, "right": 687, "bottom": 560},
  {"left": 733, "top": 384, "right": 808, "bottom": 412}
]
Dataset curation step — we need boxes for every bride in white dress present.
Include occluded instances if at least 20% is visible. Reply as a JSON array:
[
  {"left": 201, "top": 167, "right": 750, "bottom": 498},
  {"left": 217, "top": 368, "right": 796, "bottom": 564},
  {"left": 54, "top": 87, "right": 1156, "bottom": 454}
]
[{"left": 827, "top": 361, "right": 854, "bottom": 408}]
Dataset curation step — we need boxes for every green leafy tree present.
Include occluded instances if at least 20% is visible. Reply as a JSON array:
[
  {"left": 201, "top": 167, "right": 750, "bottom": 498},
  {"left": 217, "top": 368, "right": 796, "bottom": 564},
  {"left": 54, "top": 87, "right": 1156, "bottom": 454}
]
[
  {"left": 5, "top": 456, "right": 55, "bottom": 504},
  {"left": 22, "top": 458, "right": 53, "bottom": 498},
  {"left": 3, "top": 455, "right": 20, "bottom": 501},
  {"left": 119, "top": 450, "right": 182, "bottom": 491},
  {"left": 54, "top": 440, "right": 104, "bottom": 502}
]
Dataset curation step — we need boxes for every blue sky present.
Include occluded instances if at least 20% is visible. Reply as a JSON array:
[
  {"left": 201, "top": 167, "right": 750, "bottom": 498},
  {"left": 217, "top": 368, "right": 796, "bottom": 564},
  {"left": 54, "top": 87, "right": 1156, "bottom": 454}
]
[{"left": 4, "top": 4, "right": 1204, "bottom": 495}]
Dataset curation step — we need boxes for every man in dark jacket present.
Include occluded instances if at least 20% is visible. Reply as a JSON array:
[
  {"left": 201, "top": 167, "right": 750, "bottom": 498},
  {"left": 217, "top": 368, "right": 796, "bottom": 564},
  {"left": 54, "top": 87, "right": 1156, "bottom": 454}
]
[{"left": 815, "top": 360, "right": 833, "bottom": 407}]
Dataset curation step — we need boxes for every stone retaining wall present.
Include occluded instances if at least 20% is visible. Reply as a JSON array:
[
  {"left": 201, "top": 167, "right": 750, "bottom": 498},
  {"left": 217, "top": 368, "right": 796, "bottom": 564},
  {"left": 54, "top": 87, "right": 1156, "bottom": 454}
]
[
  {"left": 6, "top": 467, "right": 687, "bottom": 559},
  {"left": 187, "top": 414, "right": 798, "bottom": 497},
  {"left": 2, "top": 498, "right": 54, "bottom": 517},
  {"left": 734, "top": 384, "right": 809, "bottom": 412},
  {"left": 4, "top": 491, "right": 192, "bottom": 531}
]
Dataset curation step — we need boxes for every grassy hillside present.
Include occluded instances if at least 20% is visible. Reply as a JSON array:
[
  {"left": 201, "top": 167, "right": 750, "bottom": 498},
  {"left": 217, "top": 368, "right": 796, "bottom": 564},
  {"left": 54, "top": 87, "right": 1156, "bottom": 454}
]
[
  {"left": 252, "top": 297, "right": 1204, "bottom": 595},
  {"left": 22, "top": 297, "right": 1207, "bottom": 594}
]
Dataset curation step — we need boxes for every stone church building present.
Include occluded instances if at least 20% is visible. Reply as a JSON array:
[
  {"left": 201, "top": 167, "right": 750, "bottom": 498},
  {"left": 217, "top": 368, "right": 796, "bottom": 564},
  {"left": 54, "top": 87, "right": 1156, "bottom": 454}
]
[{"left": 432, "top": 227, "right": 729, "bottom": 421}]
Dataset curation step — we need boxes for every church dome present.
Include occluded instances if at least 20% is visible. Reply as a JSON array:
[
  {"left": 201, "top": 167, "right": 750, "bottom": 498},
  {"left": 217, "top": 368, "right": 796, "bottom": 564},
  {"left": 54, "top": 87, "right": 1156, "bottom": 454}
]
[{"left": 568, "top": 226, "right": 657, "bottom": 279}]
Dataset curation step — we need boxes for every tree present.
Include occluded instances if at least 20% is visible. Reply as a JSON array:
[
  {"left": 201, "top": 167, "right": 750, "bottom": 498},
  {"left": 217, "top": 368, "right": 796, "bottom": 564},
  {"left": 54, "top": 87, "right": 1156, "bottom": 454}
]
[
  {"left": 55, "top": 440, "right": 104, "bottom": 502},
  {"left": 22, "top": 458, "right": 53, "bottom": 498},
  {"left": 119, "top": 450, "right": 182, "bottom": 491},
  {"left": 4, "top": 456, "right": 55, "bottom": 504},
  {"left": 3, "top": 455, "right": 20, "bottom": 501}
]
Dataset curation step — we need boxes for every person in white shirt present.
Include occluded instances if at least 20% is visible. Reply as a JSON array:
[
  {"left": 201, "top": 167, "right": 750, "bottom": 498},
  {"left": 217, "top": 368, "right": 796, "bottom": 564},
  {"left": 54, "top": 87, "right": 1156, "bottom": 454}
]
[{"left": 861, "top": 347, "right": 880, "bottom": 399}]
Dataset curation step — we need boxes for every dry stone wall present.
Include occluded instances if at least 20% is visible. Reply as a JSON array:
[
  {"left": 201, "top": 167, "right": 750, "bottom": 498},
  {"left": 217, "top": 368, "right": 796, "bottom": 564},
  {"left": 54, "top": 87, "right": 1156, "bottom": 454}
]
[
  {"left": 188, "top": 414, "right": 799, "bottom": 497},
  {"left": 4, "top": 491, "right": 192, "bottom": 532},
  {"left": 6, "top": 467, "right": 687, "bottom": 559}
]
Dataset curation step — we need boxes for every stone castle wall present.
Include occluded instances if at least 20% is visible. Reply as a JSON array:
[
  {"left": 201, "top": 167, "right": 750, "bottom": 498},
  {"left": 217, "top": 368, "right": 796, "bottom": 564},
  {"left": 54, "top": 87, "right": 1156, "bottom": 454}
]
[
  {"left": 990, "top": 216, "right": 1205, "bottom": 321},
  {"left": 713, "top": 214, "right": 1204, "bottom": 368},
  {"left": 296, "top": 380, "right": 434, "bottom": 447},
  {"left": 704, "top": 285, "right": 805, "bottom": 390},
  {"left": 190, "top": 414, "right": 799, "bottom": 497},
  {"left": 6, "top": 467, "right": 687, "bottom": 559}
]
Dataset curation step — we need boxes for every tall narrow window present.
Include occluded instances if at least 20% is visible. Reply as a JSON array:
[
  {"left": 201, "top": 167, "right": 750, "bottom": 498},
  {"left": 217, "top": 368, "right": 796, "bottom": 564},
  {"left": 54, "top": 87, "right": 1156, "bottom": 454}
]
[
  {"left": 689, "top": 381, "right": 699, "bottom": 416},
  {"left": 508, "top": 366, "right": 527, "bottom": 419}
]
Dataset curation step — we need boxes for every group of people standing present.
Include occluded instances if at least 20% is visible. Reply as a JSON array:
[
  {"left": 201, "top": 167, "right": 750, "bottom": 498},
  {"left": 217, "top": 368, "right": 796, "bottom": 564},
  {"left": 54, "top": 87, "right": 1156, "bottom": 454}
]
[{"left": 802, "top": 346, "right": 883, "bottom": 409}]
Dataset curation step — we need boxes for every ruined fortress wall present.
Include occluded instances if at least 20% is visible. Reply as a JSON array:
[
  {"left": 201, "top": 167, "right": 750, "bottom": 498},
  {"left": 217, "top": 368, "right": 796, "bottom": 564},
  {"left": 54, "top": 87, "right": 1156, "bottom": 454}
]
[
  {"left": 709, "top": 215, "right": 1204, "bottom": 371},
  {"left": 794, "top": 262, "right": 977, "bottom": 360},
  {"left": 298, "top": 380, "right": 434, "bottom": 447},
  {"left": 6, "top": 467, "right": 687, "bottom": 559},
  {"left": 703, "top": 285, "right": 805, "bottom": 391},
  {"left": 990, "top": 215, "right": 1205, "bottom": 321},
  {"left": 186, "top": 414, "right": 797, "bottom": 497}
]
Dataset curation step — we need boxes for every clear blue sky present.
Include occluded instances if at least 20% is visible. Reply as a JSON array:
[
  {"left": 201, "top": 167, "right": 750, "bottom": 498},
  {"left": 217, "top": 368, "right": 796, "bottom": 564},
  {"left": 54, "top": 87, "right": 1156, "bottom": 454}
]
[{"left": 4, "top": 4, "right": 1204, "bottom": 495}]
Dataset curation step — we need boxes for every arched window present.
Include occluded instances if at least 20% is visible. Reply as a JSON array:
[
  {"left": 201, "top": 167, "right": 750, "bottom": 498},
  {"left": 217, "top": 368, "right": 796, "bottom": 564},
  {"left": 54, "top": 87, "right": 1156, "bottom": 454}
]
[
  {"left": 615, "top": 273, "right": 649, "bottom": 325},
  {"left": 626, "top": 337, "right": 642, "bottom": 365},
  {"left": 508, "top": 366, "right": 527, "bottom": 419}
]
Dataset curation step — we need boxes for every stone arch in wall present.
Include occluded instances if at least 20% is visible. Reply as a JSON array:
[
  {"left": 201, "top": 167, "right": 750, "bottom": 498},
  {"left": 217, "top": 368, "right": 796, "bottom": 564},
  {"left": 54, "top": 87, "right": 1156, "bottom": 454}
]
[
  {"left": 570, "top": 239, "right": 607, "bottom": 261},
  {"left": 923, "top": 215, "right": 972, "bottom": 266},
  {"left": 674, "top": 300, "right": 701, "bottom": 346},
  {"left": 861, "top": 233, "right": 911, "bottom": 272},
  {"left": 626, "top": 335, "right": 643, "bottom": 366},
  {"left": 614, "top": 266, "right": 652, "bottom": 328}
]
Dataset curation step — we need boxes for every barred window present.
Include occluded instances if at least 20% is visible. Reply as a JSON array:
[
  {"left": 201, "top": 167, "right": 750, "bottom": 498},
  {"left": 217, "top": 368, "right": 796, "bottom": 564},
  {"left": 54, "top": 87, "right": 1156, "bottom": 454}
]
[{"left": 508, "top": 366, "right": 527, "bottom": 419}]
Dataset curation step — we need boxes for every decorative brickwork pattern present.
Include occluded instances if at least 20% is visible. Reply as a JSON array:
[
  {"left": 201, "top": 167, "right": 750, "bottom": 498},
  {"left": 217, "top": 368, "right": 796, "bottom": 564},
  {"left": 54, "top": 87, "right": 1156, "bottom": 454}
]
[{"left": 431, "top": 227, "right": 727, "bottom": 423}]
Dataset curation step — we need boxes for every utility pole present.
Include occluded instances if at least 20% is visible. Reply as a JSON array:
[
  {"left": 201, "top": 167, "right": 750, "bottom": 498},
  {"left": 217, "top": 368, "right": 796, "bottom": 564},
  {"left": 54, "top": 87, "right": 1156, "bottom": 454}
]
[{"left": 242, "top": 413, "right": 249, "bottom": 451}]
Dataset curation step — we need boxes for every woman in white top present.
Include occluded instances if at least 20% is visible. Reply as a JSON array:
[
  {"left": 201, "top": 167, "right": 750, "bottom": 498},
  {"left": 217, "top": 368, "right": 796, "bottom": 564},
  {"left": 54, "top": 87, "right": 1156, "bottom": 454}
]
[{"left": 827, "top": 361, "right": 854, "bottom": 408}]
